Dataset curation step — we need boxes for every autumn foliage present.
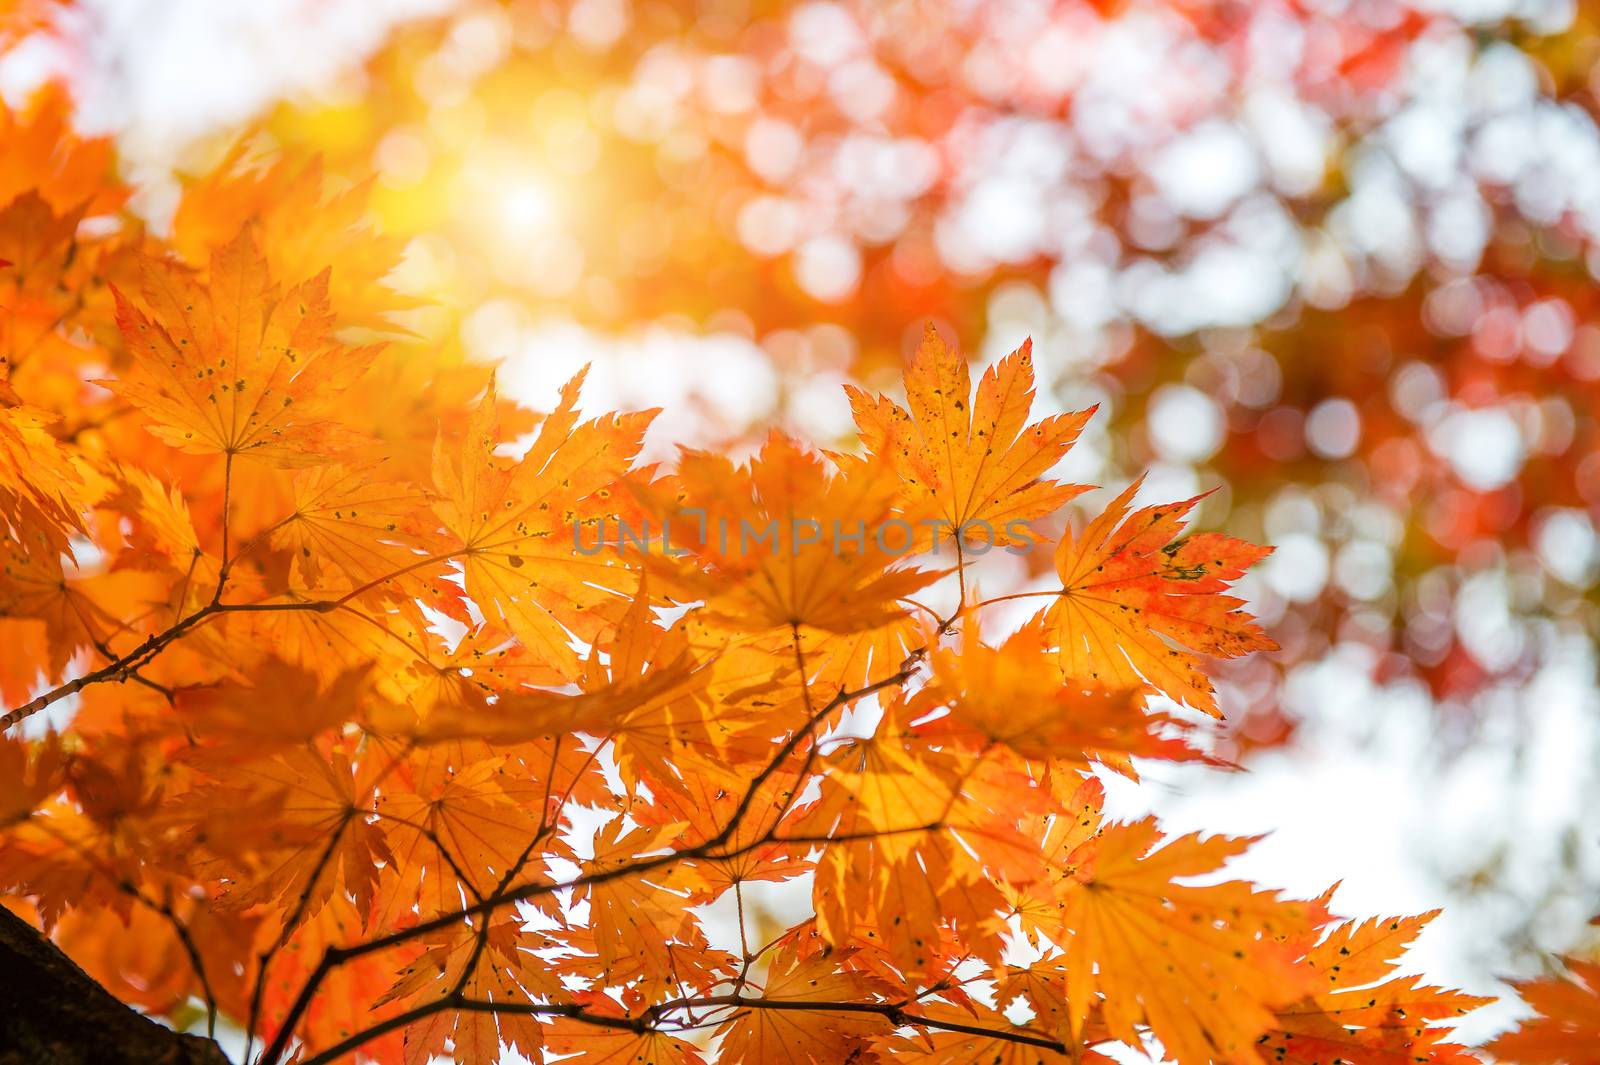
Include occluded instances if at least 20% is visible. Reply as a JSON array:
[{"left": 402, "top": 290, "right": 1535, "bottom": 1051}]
[
  {"left": 0, "top": 87, "right": 1530, "bottom": 1065},
  {"left": 9, "top": 0, "right": 1600, "bottom": 1056}
]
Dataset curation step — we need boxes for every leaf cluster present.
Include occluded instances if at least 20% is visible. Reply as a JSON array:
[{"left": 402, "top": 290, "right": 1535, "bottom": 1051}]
[{"left": 0, "top": 90, "right": 1500, "bottom": 1065}]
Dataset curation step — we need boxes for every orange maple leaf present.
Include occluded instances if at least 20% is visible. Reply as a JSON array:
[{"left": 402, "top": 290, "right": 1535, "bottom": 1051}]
[
  {"left": 661, "top": 431, "right": 941, "bottom": 633},
  {"left": 1487, "top": 957, "right": 1600, "bottom": 1065},
  {"left": 431, "top": 370, "right": 654, "bottom": 678},
  {"left": 562, "top": 819, "right": 713, "bottom": 1002},
  {"left": 188, "top": 746, "right": 391, "bottom": 923},
  {"left": 373, "top": 920, "right": 562, "bottom": 1065},
  {"left": 844, "top": 324, "right": 1094, "bottom": 554},
  {"left": 270, "top": 461, "right": 440, "bottom": 592},
  {"left": 1034, "top": 783, "right": 1316, "bottom": 1064},
  {"left": 542, "top": 1016, "right": 706, "bottom": 1064},
  {"left": 108, "top": 228, "right": 377, "bottom": 465},
  {"left": 1044, "top": 475, "right": 1277, "bottom": 716},
  {"left": 913, "top": 614, "right": 1204, "bottom": 768},
  {"left": 172, "top": 150, "right": 413, "bottom": 328},
  {"left": 717, "top": 944, "right": 896, "bottom": 1064},
  {"left": 1266, "top": 911, "right": 1491, "bottom": 1064},
  {"left": 0, "top": 401, "right": 91, "bottom": 554},
  {"left": 374, "top": 747, "right": 544, "bottom": 928},
  {"left": 0, "top": 87, "right": 126, "bottom": 215},
  {"left": 0, "top": 732, "right": 63, "bottom": 828}
]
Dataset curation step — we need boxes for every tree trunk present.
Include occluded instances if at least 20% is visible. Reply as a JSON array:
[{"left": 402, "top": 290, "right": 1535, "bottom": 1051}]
[{"left": 0, "top": 904, "right": 230, "bottom": 1065}]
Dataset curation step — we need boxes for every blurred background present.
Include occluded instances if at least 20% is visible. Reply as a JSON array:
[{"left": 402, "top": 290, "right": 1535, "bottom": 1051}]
[{"left": 6, "top": 0, "right": 1600, "bottom": 1041}]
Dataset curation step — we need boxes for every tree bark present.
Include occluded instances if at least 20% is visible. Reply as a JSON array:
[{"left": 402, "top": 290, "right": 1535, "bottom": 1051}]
[{"left": 0, "top": 904, "right": 230, "bottom": 1065}]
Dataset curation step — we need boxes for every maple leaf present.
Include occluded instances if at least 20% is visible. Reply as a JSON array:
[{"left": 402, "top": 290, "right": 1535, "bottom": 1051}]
[
  {"left": 53, "top": 896, "right": 261, "bottom": 1020},
  {"left": 0, "top": 617, "right": 48, "bottom": 707},
  {"left": 0, "top": 202, "right": 98, "bottom": 560},
  {"left": 431, "top": 369, "right": 654, "bottom": 678},
  {"left": 1486, "top": 957, "right": 1600, "bottom": 1065},
  {"left": 1266, "top": 911, "right": 1491, "bottom": 1065},
  {"left": 636, "top": 750, "right": 811, "bottom": 892},
  {"left": 562, "top": 587, "right": 720, "bottom": 793},
  {"left": 660, "top": 431, "right": 940, "bottom": 633},
  {"left": 1035, "top": 795, "right": 1317, "bottom": 1064},
  {"left": 107, "top": 228, "right": 377, "bottom": 465},
  {"left": 844, "top": 325, "right": 1094, "bottom": 553},
  {"left": 411, "top": 588, "right": 718, "bottom": 793},
  {"left": 172, "top": 150, "right": 413, "bottom": 328},
  {"left": 718, "top": 944, "right": 896, "bottom": 1064},
  {"left": 0, "top": 541, "right": 164, "bottom": 683},
  {"left": 118, "top": 464, "right": 213, "bottom": 580},
  {"left": 257, "top": 895, "right": 409, "bottom": 1061},
  {"left": 564, "top": 818, "right": 712, "bottom": 1002},
  {"left": 0, "top": 87, "right": 125, "bottom": 215},
  {"left": 799, "top": 703, "right": 1027, "bottom": 979},
  {"left": 362, "top": 613, "right": 588, "bottom": 736},
  {"left": 0, "top": 732, "right": 64, "bottom": 828},
  {"left": 0, "top": 188, "right": 116, "bottom": 392},
  {"left": 373, "top": 920, "right": 562, "bottom": 1065},
  {"left": 542, "top": 1017, "right": 706, "bottom": 1064},
  {"left": 231, "top": 590, "right": 413, "bottom": 686},
  {"left": 0, "top": 741, "right": 183, "bottom": 928},
  {"left": 0, "top": 804, "right": 113, "bottom": 930},
  {"left": 0, "top": 401, "right": 91, "bottom": 554},
  {"left": 374, "top": 748, "right": 545, "bottom": 927},
  {"left": 1044, "top": 476, "right": 1277, "bottom": 716},
  {"left": 189, "top": 747, "right": 390, "bottom": 922},
  {"left": 172, "top": 660, "right": 369, "bottom": 756},
  {"left": 913, "top": 615, "right": 1204, "bottom": 768},
  {"left": 269, "top": 461, "right": 439, "bottom": 592}
]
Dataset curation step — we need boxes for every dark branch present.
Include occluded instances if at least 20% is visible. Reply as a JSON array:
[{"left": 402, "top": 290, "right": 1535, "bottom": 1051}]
[
  {"left": 0, "top": 904, "right": 228, "bottom": 1065},
  {"left": 294, "top": 990, "right": 1071, "bottom": 1065},
  {"left": 258, "top": 643, "right": 937, "bottom": 1064}
]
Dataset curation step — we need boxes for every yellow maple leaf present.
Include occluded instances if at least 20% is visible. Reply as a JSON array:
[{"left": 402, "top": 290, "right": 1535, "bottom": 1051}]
[
  {"left": 108, "top": 228, "right": 377, "bottom": 465},
  {"left": 844, "top": 324, "right": 1094, "bottom": 555},
  {"left": 431, "top": 369, "right": 654, "bottom": 678}
]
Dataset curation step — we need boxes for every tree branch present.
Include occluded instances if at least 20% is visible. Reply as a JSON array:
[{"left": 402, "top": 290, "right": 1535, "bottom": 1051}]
[
  {"left": 293, "top": 989, "right": 1071, "bottom": 1065},
  {"left": 256, "top": 649, "right": 930, "bottom": 1064},
  {"left": 0, "top": 904, "right": 229, "bottom": 1065}
]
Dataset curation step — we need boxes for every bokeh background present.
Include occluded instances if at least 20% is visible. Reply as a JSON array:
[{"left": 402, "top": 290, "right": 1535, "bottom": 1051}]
[{"left": 7, "top": 0, "right": 1600, "bottom": 1044}]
